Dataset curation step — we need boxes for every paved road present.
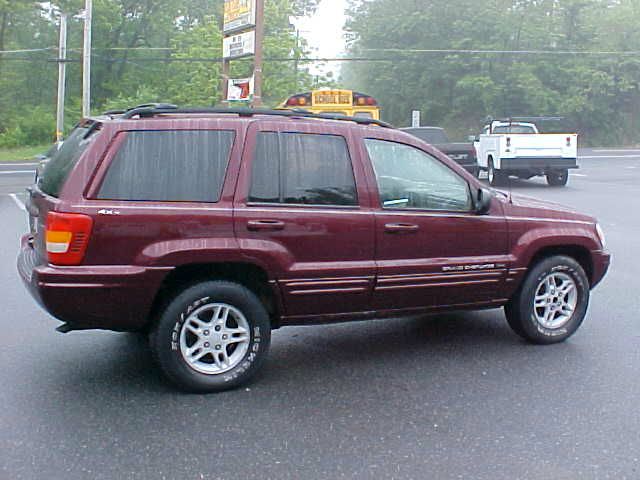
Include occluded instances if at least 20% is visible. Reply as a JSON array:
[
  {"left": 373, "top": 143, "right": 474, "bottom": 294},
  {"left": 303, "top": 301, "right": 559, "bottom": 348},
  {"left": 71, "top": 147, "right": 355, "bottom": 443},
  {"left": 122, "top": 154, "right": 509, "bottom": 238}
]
[{"left": 0, "top": 151, "right": 638, "bottom": 479}]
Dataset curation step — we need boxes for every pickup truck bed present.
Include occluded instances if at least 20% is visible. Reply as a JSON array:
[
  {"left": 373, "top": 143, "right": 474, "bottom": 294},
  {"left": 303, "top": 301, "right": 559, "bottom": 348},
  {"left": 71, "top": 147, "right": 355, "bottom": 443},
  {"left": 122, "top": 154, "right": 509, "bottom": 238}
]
[{"left": 476, "top": 128, "right": 578, "bottom": 187}]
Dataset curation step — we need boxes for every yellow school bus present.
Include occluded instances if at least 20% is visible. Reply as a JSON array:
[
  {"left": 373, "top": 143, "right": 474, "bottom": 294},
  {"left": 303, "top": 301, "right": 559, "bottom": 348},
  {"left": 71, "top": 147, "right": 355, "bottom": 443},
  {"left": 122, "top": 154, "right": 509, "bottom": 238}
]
[{"left": 280, "top": 89, "right": 381, "bottom": 120}]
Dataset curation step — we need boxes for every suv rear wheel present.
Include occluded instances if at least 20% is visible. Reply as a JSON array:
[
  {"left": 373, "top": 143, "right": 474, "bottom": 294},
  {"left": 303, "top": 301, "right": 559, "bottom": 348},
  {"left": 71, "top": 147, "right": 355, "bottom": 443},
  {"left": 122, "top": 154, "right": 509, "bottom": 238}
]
[
  {"left": 149, "top": 281, "right": 271, "bottom": 392},
  {"left": 504, "top": 255, "right": 589, "bottom": 344}
]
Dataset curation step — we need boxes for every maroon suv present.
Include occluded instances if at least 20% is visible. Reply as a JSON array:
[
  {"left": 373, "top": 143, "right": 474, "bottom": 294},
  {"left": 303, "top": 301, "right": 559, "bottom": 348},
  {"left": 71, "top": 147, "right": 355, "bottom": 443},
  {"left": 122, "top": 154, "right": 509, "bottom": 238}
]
[{"left": 18, "top": 106, "right": 610, "bottom": 392}]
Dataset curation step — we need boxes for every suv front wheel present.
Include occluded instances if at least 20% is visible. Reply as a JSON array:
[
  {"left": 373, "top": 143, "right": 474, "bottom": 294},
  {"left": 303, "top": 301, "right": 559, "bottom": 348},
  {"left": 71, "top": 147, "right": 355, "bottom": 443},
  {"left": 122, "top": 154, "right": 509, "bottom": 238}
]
[
  {"left": 505, "top": 255, "right": 590, "bottom": 344},
  {"left": 150, "top": 281, "right": 271, "bottom": 392}
]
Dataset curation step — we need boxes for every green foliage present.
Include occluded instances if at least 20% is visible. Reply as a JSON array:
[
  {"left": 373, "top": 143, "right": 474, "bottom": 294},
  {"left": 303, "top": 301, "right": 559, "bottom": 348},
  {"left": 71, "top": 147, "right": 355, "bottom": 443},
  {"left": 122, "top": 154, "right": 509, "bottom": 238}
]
[
  {"left": 343, "top": 0, "right": 640, "bottom": 145},
  {"left": 0, "top": 107, "right": 56, "bottom": 148},
  {"left": 0, "top": 0, "right": 319, "bottom": 144}
]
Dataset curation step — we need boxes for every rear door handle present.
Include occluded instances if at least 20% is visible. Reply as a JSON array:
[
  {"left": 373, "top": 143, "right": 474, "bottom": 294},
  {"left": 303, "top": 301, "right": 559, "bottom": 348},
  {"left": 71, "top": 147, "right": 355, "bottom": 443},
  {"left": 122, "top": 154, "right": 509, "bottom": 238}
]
[
  {"left": 384, "top": 223, "right": 419, "bottom": 234},
  {"left": 247, "top": 220, "right": 286, "bottom": 231}
]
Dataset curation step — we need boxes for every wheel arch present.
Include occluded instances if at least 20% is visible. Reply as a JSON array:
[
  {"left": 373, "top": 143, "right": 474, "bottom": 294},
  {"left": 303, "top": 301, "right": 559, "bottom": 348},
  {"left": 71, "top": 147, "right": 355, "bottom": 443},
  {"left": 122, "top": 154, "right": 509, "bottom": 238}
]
[
  {"left": 527, "top": 245, "right": 594, "bottom": 287},
  {"left": 146, "top": 262, "right": 283, "bottom": 330}
]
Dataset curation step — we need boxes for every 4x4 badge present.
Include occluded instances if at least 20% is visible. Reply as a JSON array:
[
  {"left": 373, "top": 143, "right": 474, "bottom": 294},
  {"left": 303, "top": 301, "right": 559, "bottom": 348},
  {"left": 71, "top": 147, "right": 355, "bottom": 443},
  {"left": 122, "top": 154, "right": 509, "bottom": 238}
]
[{"left": 97, "top": 209, "right": 120, "bottom": 215}]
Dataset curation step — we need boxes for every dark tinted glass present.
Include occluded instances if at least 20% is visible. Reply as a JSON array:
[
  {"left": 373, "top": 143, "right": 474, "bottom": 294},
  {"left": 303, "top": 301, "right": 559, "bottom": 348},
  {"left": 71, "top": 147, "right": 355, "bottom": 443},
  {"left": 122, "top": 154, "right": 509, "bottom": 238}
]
[
  {"left": 404, "top": 128, "right": 449, "bottom": 144},
  {"left": 250, "top": 132, "right": 357, "bottom": 206},
  {"left": 39, "top": 126, "right": 93, "bottom": 197},
  {"left": 98, "top": 130, "right": 234, "bottom": 202},
  {"left": 492, "top": 125, "right": 536, "bottom": 134}
]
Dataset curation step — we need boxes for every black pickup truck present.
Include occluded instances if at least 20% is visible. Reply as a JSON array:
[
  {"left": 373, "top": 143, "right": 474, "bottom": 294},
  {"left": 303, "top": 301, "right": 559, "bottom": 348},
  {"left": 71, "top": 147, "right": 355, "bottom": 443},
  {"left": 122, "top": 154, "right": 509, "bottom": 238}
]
[{"left": 401, "top": 127, "right": 478, "bottom": 176}]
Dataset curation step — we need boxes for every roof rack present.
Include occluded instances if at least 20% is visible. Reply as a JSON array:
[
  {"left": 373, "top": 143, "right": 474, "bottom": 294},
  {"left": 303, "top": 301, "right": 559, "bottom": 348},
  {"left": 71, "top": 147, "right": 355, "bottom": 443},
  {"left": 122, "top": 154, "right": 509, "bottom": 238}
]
[
  {"left": 118, "top": 104, "right": 393, "bottom": 128},
  {"left": 488, "top": 116, "right": 564, "bottom": 123}
]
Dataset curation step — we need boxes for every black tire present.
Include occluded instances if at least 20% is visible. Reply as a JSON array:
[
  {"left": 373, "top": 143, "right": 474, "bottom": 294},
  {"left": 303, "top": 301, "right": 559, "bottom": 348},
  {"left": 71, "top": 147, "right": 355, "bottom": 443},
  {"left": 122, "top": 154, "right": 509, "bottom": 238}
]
[
  {"left": 504, "top": 255, "right": 590, "bottom": 344},
  {"left": 149, "top": 281, "right": 271, "bottom": 393},
  {"left": 488, "top": 158, "right": 505, "bottom": 186},
  {"left": 546, "top": 169, "right": 569, "bottom": 186}
]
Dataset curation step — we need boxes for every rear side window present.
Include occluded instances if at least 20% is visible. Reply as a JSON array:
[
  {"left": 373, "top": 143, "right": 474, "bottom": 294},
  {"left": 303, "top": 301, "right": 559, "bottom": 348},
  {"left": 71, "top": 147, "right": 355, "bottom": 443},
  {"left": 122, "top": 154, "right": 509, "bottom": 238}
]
[
  {"left": 39, "top": 126, "right": 94, "bottom": 197},
  {"left": 98, "top": 130, "right": 234, "bottom": 202},
  {"left": 249, "top": 132, "right": 357, "bottom": 206}
]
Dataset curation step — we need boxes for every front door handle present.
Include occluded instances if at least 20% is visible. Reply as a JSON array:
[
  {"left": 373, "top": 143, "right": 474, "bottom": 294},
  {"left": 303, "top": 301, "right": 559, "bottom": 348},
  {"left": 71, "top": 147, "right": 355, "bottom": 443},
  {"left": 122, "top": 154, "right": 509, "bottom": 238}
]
[
  {"left": 384, "top": 223, "right": 419, "bottom": 234},
  {"left": 247, "top": 220, "right": 286, "bottom": 232}
]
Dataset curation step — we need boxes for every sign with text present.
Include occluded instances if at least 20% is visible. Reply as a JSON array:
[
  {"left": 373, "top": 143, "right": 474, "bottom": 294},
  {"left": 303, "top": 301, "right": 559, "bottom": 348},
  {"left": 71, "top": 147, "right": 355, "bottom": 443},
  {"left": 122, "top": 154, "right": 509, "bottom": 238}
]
[
  {"left": 313, "top": 90, "right": 352, "bottom": 106},
  {"left": 223, "top": 0, "right": 256, "bottom": 34},
  {"left": 227, "top": 76, "right": 254, "bottom": 101},
  {"left": 412, "top": 110, "right": 421, "bottom": 127},
  {"left": 223, "top": 30, "right": 255, "bottom": 60}
]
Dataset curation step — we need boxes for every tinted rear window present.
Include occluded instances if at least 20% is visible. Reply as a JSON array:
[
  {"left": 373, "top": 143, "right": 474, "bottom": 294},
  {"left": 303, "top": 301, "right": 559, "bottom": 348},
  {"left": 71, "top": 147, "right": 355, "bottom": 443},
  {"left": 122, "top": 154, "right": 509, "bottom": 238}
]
[
  {"left": 98, "top": 130, "right": 234, "bottom": 203},
  {"left": 493, "top": 125, "right": 536, "bottom": 134},
  {"left": 404, "top": 128, "right": 449, "bottom": 144},
  {"left": 39, "top": 126, "right": 93, "bottom": 197},
  {"left": 249, "top": 132, "right": 357, "bottom": 206}
]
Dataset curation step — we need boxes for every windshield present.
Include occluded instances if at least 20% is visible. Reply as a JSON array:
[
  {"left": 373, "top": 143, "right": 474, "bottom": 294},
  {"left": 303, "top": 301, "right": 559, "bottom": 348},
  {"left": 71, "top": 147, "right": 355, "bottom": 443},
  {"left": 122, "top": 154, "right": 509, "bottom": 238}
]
[{"left": 404, "top": 128, "right": 449, "bottom": 144}]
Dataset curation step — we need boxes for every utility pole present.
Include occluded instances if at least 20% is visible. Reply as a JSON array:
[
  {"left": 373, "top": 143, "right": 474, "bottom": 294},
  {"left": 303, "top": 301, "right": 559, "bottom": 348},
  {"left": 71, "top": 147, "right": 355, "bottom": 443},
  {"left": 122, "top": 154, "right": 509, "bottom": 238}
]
[
  {"left": 55, "top": 13, "right": 67, "bottom": 143},
  {"left": 252, "top": 0, "right": 264, "bottom": 107},
  {"left": 82, "top": 0, "right": 92, "bottom": 118},
  {"left": 222, "top": 60, "right": 229, "bottom": 104},
  {"left": 294, "top": 29, "right": 300, "bottom": 91}
]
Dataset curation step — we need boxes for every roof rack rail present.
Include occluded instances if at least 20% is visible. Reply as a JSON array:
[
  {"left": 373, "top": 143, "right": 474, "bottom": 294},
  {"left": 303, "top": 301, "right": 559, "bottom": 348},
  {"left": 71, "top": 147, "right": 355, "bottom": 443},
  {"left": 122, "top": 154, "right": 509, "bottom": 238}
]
[
  {"left": 120, "top": 105, "right": 393, "bottom": 128},
  {"left": 103, "top": 103, "right": 178, "bottom": 117},
  {"left": 489, "top": 116, "right": 564, "bottom": 123}
]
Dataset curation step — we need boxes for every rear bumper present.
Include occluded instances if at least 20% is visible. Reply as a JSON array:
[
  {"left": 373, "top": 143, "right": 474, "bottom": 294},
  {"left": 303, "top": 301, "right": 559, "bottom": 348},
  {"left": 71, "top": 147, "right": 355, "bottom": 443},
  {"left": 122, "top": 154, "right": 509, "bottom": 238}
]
[
  {"left": 591, "top": 250, "right": 611, "bottom": 288},
  {"left": 17, "top": 235, "right": 170, "bottom": 331},
  {"left": 500, "top": 157, "right": 578, "bottom": 171}
]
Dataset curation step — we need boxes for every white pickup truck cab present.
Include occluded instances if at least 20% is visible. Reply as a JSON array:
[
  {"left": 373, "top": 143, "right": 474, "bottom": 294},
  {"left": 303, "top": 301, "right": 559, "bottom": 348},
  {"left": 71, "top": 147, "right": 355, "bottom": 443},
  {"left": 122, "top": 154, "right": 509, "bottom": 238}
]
[{"left": 475, "top": 121, "right": 578, "bottom": 187}]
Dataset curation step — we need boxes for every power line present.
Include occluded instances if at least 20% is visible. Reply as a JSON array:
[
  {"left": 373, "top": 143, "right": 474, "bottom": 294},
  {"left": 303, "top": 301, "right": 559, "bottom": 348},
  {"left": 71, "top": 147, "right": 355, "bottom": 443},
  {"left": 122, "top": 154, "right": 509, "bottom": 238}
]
[
  {"left": 362, "top": 48, "right": 640, "bottom": 56},
  {"left": 0, "top": 47, "right": 55, "bottom": 54},
  {"left": 3, "top": 46, "right": 640, "bottom": 56}
]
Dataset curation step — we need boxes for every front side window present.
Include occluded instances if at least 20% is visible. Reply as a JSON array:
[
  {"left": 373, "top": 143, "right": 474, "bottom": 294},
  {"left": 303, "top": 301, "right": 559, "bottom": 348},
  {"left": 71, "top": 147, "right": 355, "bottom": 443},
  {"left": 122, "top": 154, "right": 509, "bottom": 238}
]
[
  {"left": 98, "top": 130, "right": 234, "bottom": 202},
  {"left": 249, "top": 132, "right": 358, "bottom": 206},
  {"left": 365, "top": 139, "right": 471, "bottom": 211}
]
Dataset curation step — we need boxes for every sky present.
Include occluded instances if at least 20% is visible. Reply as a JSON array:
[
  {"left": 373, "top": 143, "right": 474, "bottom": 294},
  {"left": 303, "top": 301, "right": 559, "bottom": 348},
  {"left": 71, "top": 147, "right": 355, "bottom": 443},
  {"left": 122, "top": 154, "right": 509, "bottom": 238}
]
[{"left": 293, "top": 0, "right": 348, "bottom": 77}]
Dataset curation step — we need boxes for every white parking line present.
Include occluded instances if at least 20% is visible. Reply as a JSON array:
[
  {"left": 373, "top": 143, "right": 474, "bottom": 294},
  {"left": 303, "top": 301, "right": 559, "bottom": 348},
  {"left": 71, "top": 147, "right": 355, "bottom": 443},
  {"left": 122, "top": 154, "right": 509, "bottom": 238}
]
[
  {"left": 592, "top": 149, "right": 640, "bottom": 153},
  {"left": 579, "top": 155, "right": 640, "bottom": 159},
  {"left": 0, "top": 170, "right": 35, "bottom": 175},
  {"left": 8, "top": 193, "right": 26, "bottom": 211},
  {"left": 0, "top": 162, "right": 39, "bottom": 167}
]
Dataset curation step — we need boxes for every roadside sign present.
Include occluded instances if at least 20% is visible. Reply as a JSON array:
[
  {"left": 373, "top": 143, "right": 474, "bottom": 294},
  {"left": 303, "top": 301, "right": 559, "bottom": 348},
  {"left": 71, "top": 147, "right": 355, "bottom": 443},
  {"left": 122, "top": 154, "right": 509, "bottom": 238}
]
[
  {"left": 412, "top": 110, "right": 420, "bottom": 127},
  {"left": 223, "top": 31, "right": 256, "bottom": 60},
  {"left": 227, "top": 76, "right": 254, "bottom": 102},
  {"left": 223, "top": 0, "right": 256, "bottom": 34}
]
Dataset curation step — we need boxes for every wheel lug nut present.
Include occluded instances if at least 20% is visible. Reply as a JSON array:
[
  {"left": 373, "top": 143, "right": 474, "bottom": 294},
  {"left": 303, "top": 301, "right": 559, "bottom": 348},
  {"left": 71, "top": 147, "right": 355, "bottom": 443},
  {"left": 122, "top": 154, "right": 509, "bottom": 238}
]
[
  {"left": 215, "top": 345, "right": 222, "bottom": 350},
  {"left": 215, "top": 326, "right": 221, "bottom": 331},
  {"left": 204, "top": 342, "right": 210, "bottom": 348},
  {"left": 204, "top": 330, "right": 210, "bottom": 336},
  {"left": 222, "top": 334, "right": 228, "bottom": 340}
]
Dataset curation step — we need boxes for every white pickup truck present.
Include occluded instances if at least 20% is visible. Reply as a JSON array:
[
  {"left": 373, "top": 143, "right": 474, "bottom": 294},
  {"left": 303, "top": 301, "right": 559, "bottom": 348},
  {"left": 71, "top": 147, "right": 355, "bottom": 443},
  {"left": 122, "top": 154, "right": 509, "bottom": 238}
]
[{"left": 475, "top": 121, "right": 578, "bottom": 187}]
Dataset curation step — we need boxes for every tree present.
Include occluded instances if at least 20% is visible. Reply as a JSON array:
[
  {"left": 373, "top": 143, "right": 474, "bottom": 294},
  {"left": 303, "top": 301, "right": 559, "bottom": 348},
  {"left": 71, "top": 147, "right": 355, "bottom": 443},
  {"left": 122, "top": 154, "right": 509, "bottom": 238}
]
[{"left": 342, "top": 0, "right": 640, "bottom": 145}]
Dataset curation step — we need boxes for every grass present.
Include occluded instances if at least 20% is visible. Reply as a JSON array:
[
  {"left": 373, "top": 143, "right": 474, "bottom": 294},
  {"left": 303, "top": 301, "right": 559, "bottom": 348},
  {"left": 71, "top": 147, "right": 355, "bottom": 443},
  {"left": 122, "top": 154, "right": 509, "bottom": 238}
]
[{"left": 0, "top": 144, "right": 50, "bottom": 162}]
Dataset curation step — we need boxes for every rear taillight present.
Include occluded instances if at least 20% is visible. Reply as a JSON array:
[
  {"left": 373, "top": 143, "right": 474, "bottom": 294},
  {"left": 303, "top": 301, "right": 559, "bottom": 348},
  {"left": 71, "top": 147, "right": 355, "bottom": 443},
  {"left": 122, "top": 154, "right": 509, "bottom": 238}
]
[
  {"left": 45, "top": 212, "right": 93, "bottom": 266},
  {"left": 566, "top": 137, "right": 571, "bottom": 147},
  {"left": 506, "top": 137, "right": 511, "bottom": 147}
]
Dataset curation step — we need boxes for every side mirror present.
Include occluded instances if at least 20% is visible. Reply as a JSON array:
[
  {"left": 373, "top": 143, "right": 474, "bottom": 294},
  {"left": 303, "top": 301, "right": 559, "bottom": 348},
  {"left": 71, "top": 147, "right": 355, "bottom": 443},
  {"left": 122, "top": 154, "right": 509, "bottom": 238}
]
[{"left": 475, "top": 187, "right": 493, "bottom": 215}]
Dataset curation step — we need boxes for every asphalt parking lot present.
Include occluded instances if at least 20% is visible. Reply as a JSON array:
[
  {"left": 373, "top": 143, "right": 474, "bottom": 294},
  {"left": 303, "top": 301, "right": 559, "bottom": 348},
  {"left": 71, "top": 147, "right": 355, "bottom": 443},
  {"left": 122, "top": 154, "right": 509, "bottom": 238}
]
[{"left": 0, "top": 149, "right": 638, "bottom": 479}]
